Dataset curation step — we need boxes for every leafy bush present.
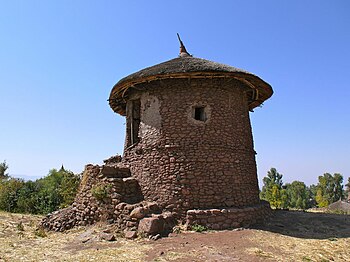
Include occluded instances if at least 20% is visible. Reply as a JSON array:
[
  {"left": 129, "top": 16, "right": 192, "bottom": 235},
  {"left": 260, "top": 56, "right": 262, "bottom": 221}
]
[
  {"left": 0, "top": 160, "right": 9, "bottom": 180},
  {"left": 0, "top": 166, "right": 80, "bottom": 215},
  {"left": 0, "top": 178, "right": 25, "bottom": 212},
  {"left": 33, "top": 168, "right": 81, "bottom": 214},
  {"left": 34, "top": 227, "right": 47, "bottom": 238},
  {"left": 91, "top": 184, "right": 111, "bottom": 201},
  {"left": 191, "top": 224, "right": 207, "bottom": 232}
]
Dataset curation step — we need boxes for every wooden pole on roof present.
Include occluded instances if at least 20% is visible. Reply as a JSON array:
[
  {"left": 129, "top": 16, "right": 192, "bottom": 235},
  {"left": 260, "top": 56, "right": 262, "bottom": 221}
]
[{"left": 177, "top": 33, "right": 191, "bottom": 57}]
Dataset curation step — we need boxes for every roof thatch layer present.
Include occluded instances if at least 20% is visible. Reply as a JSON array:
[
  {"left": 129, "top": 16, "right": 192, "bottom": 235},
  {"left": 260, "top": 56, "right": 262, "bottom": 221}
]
[
  {"left": 327, "top": 200, "right": 350, "bottom": 212},
  {"left": 109, "top": 56, "right": 273, "bottom": 115}
]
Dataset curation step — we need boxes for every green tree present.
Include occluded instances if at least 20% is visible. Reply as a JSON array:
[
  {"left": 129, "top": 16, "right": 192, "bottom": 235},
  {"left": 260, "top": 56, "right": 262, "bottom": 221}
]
[
  {"left": 285, "top": 181, "right": 310, "bottom": 209},
  {"left": 57, "top": 167, "right": 80, "bottom": 208},
  {"left": 0, "top": 178, "right": 25, "bottom": 212},
  {"left": 34, "top": 167, "right": 80, "bottom": 214},
  {"left": 260, "top": 168, "right": 284, "bottom": 208},
  {"left": 280, "top": 188, "right": 289, "bottom": 209},
  {"left": 345, "top": 177, "right": 350, "bottom": 201},
  {"left": 315, "top": 173, "right": 344, "bottom": 207},
  {"left": 307, "top": 184, "right": 317, "bottom": 207},
  {"left": 268, "top": 184, "right": 281, "bottom": 207},
  {"left": 0, "top": 166, "right": 80, "bottom": 215},
  {"left": 333, "top": 173, "right": 344, "bottom": 201},
  {"left": 0, "top": 160, "right": 9, "bottom": 180},
  {"left": 16, "top": 180, "right": 40, "bottom": 213}
]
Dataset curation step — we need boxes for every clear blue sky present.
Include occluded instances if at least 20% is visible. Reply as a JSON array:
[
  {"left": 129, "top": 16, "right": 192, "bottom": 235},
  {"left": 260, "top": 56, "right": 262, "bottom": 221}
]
[{"left": 0, "top": 1, "right": 349, "bottom": 187}]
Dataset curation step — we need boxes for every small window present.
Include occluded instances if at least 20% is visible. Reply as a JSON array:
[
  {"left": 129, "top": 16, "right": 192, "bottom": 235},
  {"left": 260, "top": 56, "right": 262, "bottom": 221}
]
[
  {"left": 193, "top": 106, "right": 206, "bottom": 122},
  {"left": 127, "top": 99, "right": 141, "bottom": 146}
]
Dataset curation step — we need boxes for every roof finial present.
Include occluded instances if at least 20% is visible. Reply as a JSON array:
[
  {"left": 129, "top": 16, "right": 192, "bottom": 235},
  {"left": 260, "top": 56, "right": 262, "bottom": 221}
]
[{"left": 177, "top": 33, "right": 191, "bottom": 57}]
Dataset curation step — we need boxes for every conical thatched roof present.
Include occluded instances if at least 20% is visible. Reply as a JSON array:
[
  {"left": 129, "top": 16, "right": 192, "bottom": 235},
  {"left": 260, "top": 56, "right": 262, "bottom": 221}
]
[
  {"left": 328, "top": 200, "right": 350, "bottom": 212},
  {"left": 109, "top": 56, "right": 273, "bottom": 116}
]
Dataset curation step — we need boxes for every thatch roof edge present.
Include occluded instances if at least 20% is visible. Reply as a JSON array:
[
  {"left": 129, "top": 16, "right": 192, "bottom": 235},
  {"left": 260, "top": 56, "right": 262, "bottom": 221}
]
[{"left": 109, "top": 56, "right": 273, "bottom": 115}]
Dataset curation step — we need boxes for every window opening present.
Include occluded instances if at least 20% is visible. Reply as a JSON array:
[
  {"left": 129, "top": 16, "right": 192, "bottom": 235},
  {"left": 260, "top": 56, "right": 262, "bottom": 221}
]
[
  {"left": 193, "top": 106, "right": 206, "bottom": 122},
  {"left": 128, "top": 99, "right": 141, "bottom": 145}
]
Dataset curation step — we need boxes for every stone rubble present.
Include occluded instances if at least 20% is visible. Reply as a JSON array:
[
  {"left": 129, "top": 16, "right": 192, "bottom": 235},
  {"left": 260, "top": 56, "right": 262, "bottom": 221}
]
[{"left": 40, "top": 162, "right": 175, "bottom": 236}]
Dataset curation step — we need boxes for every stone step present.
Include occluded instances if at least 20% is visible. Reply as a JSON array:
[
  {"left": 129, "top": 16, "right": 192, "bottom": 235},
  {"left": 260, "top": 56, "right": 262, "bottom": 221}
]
[{"left": 100, "top": 165, "right": 131, "bottom": 178}]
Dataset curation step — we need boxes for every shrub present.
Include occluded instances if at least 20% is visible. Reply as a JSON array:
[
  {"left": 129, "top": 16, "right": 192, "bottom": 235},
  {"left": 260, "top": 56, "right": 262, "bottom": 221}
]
[
  {"left": 0, "top": 167, "right": 80, "bottom": 215},
  {"left": 191, "top": 224, "right": 207, "bottom": 233},
  {"left": 91, "top": 184, "right": 111, "bottom": 201},
  {"left": 0, "top": 178, "right": 25, "bottom": 212},
  {"left": 34, "top": 227, "right": 47, "bottom": 238}
]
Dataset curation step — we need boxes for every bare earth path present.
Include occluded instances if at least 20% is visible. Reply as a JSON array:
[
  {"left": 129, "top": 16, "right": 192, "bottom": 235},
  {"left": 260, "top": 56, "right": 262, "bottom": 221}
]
[{"left": 0, "top": 210, "right": 349, "bottom": 261}]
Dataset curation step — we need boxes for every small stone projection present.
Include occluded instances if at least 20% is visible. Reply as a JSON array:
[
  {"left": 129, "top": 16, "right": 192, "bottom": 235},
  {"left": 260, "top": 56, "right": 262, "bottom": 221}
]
[{"left": 41, "top": 36, "right": 274, "bottom": 238}]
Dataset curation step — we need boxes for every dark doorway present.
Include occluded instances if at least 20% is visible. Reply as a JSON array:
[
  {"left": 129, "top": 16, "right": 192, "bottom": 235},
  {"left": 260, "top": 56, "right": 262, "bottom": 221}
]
[{"left": 128, "top": 99, "right": 141, "bottom": 145}]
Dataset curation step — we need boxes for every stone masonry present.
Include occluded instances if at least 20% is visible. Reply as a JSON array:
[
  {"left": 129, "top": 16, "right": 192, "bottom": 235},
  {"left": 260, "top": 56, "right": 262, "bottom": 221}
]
[
  {"left": 124, "top": 78, "right": 262, "bottom": 212},
  {"left": 41, "top": 161, "right": 176, "bottom": 236}
]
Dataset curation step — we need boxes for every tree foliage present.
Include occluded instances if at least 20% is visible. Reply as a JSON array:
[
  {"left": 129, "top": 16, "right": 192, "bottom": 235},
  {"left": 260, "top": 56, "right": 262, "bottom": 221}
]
[
  {"left": 285, "top": 181, "right": 310, "bottom": 209},
  {"left": 0, "top": 160, "right": 9, "bottom": 180},
  {"left": 260, "top": 168, "right": 346, "bottom": 210},
  {"left": 260, "top": 168, "right": 286, "bottom": 208},
  {"left": 0, "top": 164, "right": 80, "bottom": 214},
  {"left": 315, "top": 173, "right": 344, "bottom": 207},
  {"left": 346, "top": 177, "right": 350, "bottom": 201},
  {"left": 0, "top": 178, "right": 25, "bottom": 212}
]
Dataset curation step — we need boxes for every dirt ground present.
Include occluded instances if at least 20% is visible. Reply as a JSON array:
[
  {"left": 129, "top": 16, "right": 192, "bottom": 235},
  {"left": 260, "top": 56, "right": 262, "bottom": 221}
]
[{"left": 0, "top": 210, "right": 349, "bottom": 262}]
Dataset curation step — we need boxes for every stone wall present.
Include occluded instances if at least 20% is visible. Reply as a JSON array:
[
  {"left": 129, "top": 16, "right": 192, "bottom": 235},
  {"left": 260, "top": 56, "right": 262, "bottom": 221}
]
[
  {"left": 123, "top": 78, "right": 260, "bottom": 216},
  {"left": 185, "top": 201, "right": 272, "bottom": 230},
  {"left": 41, "top": 162, "right": 176, "bottom": 237}
]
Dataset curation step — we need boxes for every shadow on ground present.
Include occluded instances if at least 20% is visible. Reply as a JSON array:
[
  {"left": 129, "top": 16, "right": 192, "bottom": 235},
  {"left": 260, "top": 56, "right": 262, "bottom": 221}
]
[{"left": 254, "top": 210, "right": 350, "bottom": 239}]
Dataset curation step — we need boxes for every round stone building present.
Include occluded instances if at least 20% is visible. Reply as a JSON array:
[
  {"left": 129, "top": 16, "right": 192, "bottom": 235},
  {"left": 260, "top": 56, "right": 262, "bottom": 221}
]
[
  {"left": 109, "top": 40, "right": 273, "bottom": 227},
  {"left": 41, "top": 39, "right": 273, "bottom": 234}
]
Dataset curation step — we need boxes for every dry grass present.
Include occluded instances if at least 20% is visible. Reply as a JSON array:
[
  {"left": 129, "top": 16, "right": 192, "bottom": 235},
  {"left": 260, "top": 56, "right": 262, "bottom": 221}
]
[
  {"left": 0, "top": 211, "right": 151, "bottom": 262},
  {"left": 1, "top": 210, "right": 350, "bottom": 262},
  {"left": 247, "top": 230, "right": 350, "bottom": 261},
  {"left": 247, "top": 210, "right": 350, "bottom": 261}
]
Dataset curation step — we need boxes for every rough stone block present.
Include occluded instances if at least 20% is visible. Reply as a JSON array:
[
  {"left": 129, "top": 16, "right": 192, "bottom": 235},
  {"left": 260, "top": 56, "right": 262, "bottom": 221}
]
[
  {"left": 130, "top": 207, "right": 147, "bottom": 219},
  {"left": 125, "top": 230, "right": 138, "bottom": 239},
  {"left": 138, "top": 217, "right": 165, "bottom": 235},
  {"left": 101, "top": 165, "right": 130, "bottom": 178},
  {"left": 99, "top": 232, "right": 116, "bottom": 241}
]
